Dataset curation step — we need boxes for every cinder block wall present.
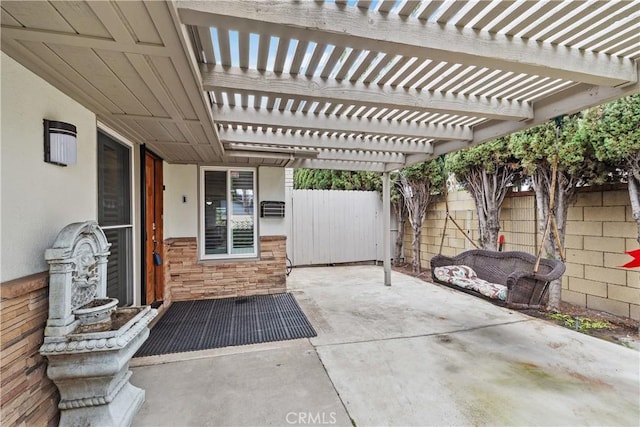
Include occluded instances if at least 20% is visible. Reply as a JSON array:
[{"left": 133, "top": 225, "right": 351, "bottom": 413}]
[
  {"left": 500, "top": 194, "right": 537, "bottom": 254},
  {"left": 403, "top": 190, "right": 481, "bottom": 263},
  {"left": 563, "top": 189, "right": 639, "bottom": 319},
  {"left": 403, "top": 186, "right": 639, "bottom": 320},
  {"left": 165, "top": 236, "right": 287, "bottom": 301},
  {"left": 0, "top": 273, "right": 59, "bottom": 426}
]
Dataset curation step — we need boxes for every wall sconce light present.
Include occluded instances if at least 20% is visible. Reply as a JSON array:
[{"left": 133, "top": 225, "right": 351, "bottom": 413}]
[{"left": 44, "top": 119, "right": 77, "bottom": 166}]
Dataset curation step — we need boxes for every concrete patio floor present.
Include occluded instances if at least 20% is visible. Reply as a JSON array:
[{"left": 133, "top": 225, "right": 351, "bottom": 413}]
[{"left": 131, "top": 266, "right": 640, "bottom": 426}]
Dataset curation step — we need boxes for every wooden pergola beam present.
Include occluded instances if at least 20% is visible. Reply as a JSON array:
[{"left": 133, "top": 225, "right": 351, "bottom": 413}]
[
  {"left": 218, "top": 127, "right": 435, "bottom": 154},
  {"left": 225, "top": 142, "right": 406, "bottom": 163},
  {"left": 179, "top": 1, "right": 637, "bottom": 87},
  {"left": 288, "top": 158, "right": 395, "bottom": 172},
  {"left": 202, "top": 65, "right": 532, "bottom": 121},
  {"left": 214, "top": 106, "right": 470, "bottom": 141}
]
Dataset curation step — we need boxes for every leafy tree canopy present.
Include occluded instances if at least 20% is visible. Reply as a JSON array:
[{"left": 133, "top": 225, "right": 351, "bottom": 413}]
[
  {"left": 445, "top": 137, "right": 517, "bottom": 178},
  {"left": 508, "top": 114, "right": 608, "bottom": 184},
  {"left": 399, "top": 157, "right": 445, "bottom": 189},
  {"left": 294, "top": 169, "right": 382, "bottom": 192},
  {"left": 580, "top": 93, "right": 640, "bottom": 175}
]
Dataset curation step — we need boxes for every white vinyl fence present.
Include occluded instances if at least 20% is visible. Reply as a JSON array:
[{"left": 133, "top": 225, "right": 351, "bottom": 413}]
[{"left": 287, "top": 189, "right": 384, "bottom": 266}]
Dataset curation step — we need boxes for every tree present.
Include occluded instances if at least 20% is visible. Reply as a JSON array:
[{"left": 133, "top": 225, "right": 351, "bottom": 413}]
[
  {"left": 580, "top": 94, "right": 640, "bottom": 244},
  {"left": 294, "top": 169, "right": 381, "bottom": 191},
  {"left": 397, "top": 159, "right": 444, "bottom": 273},
  {"left": 390, "top": 174, "right": 407, "bottom": 266},
  {"left": 509, "top": 115, "right": 607, "bottom": 310},
  {"left": 445, "top": 138, "right": 520, "bottom": 250}
]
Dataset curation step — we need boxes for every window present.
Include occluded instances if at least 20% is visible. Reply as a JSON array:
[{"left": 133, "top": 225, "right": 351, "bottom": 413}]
[
  {"left": 200, "top": 167, "right": 257, "bottom": 259},
  {"left": 98, "top": 131, "right": 133, "bottom": 305}
]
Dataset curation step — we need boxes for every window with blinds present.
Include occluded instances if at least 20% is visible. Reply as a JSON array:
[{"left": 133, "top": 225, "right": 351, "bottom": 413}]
[
  {"left": 201, "top": 167, "right": 257, "bottom": 259},
  {"left": 98, "top": 131, "right": 133, "bottom": 305}
]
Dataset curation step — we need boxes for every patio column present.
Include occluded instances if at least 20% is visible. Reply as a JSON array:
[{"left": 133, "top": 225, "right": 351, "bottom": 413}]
[{"left": 383, "top": 171, "right": 391, "bottom": 286}]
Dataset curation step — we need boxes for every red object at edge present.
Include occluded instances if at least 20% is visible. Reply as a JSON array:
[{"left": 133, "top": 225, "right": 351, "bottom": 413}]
[{"left": 621, "top": 249, "right": 640, "bottom": 268}]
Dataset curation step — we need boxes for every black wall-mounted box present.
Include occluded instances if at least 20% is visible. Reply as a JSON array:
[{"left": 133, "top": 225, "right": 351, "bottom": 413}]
[{"left": 260, "top": 201, "right": 285, "bottom": 218}]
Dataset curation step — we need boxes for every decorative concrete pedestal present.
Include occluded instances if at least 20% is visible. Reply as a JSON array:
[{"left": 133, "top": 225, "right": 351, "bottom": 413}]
[{"left": 40, "top": 221, "right": 156, "bottom": 427}]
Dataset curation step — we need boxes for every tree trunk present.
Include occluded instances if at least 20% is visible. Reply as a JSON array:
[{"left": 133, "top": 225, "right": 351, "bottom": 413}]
[
  {"left": 408, "top": 200, "right": 424, "bottom": 273},
  {"left": 628, "top": 174, "right": 640, "bottom": 245},
  {"left": 399, "top": 175, "right": 432, "bottom": 274},
  {"left": 483, "top": 172, "right": 501, "bottom": 250},
  {"left": 532, "top": 170, "right": 575, "bottom": 311},
  {"left": 473, "top": 191, "right": 489, "bottom": 248},
  {"left": 395, "top": 216, "right": 405, "bottom": 266},
  {"left": 465, "top": 167, "right": 514, "bottom": 250},
  {"left": 486, "top": 206, "right": 500, "bottom": 250},
  {"left": 392, "top": 200, "right": 406, "bottom": 266},
  {"left": 412, "top": 223, "right": 421, "bottom": 273}
]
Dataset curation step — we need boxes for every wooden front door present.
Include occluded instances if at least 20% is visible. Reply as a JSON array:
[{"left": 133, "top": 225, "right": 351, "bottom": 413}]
[{"left": 144, "top": 148, "right": 164, "bottom": 305}]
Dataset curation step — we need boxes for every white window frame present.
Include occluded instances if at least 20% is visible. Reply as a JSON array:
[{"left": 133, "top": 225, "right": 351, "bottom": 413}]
[
  {"left": 199, "top": 166, "right": 258, "bottom": 260},
  {"left": 96, "top": 127, "right": 135, "bottom": 305},
  {"left": 98, "top": 122, "right": 140, "bottom": 304}
]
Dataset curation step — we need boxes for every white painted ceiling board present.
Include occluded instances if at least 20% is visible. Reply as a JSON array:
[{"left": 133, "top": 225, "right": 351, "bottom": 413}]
[
  {"left": 150, "top": 56, "right": 199, "bottom": 120},
  {"left": 94, "top": 49, "right": 168, "bottom": 117},
  {"left": 114, "top": 1, "right": 164, "bottom": 45},
  {"left": 0, "top": 8, "right": 21, "bottom": 26},
  {"left": 20, "top": 40, "right": 126, "bottom": 114},
  {"left": 159, "top": 122, "right": 188, "bottom": 143},
  {"left": 1, "top": 1, "right": 74, "bottom": 33},
  {"left": 51, "top": 1, "right": 111, "bottom": 38}
]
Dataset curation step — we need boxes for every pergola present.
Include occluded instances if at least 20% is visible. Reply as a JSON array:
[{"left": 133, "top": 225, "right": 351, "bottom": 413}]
[{"left": 2, "top": 0, "right": 639, "bottom": 283}]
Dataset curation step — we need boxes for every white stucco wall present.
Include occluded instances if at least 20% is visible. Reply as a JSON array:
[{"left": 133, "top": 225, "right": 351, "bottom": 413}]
[
  {"left": 258, "top": 167, "right": 286, "bottom": 236},
  {"left": 164, "top": 163, "right": 198, "bottom": 238},
  {"left": 1, "top": 52, "right": 97, "bottom": 282}
]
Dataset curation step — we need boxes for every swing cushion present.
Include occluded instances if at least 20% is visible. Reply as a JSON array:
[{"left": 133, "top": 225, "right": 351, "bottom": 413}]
[
  {"left": 433, "top": 265, "right": 507, "bottom": 301},
  {"left": 433, "top": 265, "right": 477, "bottom": 280}
]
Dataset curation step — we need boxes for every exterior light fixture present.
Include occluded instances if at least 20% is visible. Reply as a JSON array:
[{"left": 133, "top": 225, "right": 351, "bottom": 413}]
[{"left": 44, "top": 119, "right": 77, "bottom": 166}]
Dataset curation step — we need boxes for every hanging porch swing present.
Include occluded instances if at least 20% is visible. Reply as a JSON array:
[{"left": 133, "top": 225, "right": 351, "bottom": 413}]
[{"left": 430, "top": 117, "right": 567, "bottom": 309}]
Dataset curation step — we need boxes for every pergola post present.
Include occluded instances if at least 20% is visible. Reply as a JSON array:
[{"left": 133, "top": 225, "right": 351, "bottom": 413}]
[{"left": 383, "top": 171, "right": 391, "bottom": 286}]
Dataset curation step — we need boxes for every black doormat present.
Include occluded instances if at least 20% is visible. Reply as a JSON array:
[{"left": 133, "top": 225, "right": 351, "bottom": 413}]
[{"left": 134, "top": 293, "right": 316, "bottom": 357}]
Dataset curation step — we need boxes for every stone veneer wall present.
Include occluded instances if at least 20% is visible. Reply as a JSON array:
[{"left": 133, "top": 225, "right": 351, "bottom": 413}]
[
  {"left": 1, "top": 273, "right": 59, "bottom": 427},
  {"left": 404, "top": 186, "right": 639, "bottom": 320},
  {"left": 165, "top": 236, "right": 287, "bottom": 301}
]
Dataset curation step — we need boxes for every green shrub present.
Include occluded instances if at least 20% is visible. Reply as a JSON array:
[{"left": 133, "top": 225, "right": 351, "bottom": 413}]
[{"left": 549, "top": 313, "right": 611, "bottom": 332}]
